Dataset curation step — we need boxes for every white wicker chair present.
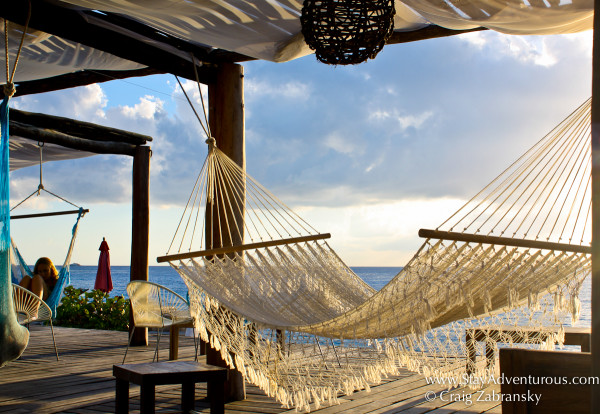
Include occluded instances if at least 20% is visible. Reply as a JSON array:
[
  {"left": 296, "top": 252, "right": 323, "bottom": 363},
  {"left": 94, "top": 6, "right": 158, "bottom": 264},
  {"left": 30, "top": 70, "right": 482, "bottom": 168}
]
[
  {"left": 123, "top": 280, "right": 195, "bottom": 363},
  {"left": 12, "top": 284, "right": 59, "bottom": 360}
]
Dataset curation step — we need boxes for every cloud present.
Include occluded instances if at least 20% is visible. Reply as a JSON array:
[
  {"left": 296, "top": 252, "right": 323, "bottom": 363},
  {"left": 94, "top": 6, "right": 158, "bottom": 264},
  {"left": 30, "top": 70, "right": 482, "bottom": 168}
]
[
  {"left": 246, "top": 78, "right": 311, "bottom": 100},
  {"left": 12, "top": 31, "right": 592, "bottom": 215},
  {"left": 323, "top": 131, "right": 362, "bottom": 155},
  {"left": 7, "top": 32, "right": 593, "bottom": 265},
  {"left": 241, "top": 32, "right": 591, "bottom": 212},
  {"left": 369, "top": 110, "right": 390, "bottom": 121},
  {"left": 496, "top": 36, "right": 557, "bottom": 67},
  {"left": 397, "top": 111, "right": 433, "bottom": 130},
  {"left": 12, "top": 80, "right": 208, "bottom": 209},
  {"left": 458, "top": 30, "right": 592, "bottom": 67},
  {"left": 297, "top": 197, "right": 466, "bottom": 265},
  {"left": 369, "top": 108, "right": 434, "bottom": 131},
  {"left": 120, "top": 95, "right": 164, "bottom": 119},
  {"left": 13, "top": 83, "right": 108, "bottom": 120}
]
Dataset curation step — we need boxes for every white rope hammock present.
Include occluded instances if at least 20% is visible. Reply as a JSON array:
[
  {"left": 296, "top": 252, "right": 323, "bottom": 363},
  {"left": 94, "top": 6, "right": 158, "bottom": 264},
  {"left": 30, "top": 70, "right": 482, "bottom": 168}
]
[{"left": 160, "top": 98, "right": 591, "bottom": 412}]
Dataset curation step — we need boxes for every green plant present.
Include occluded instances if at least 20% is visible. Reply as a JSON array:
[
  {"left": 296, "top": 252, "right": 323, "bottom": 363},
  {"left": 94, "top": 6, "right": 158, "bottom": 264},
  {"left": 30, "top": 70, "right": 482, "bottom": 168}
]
[{"left": 55, "top": 286, "right": 130, "bottom": 331}]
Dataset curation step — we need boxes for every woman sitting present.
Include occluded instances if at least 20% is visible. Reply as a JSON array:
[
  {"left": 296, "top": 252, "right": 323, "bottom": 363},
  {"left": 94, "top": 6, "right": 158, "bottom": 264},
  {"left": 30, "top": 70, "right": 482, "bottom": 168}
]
[{"left": 18, "top": 257, "right": 58, "bottom": 301}]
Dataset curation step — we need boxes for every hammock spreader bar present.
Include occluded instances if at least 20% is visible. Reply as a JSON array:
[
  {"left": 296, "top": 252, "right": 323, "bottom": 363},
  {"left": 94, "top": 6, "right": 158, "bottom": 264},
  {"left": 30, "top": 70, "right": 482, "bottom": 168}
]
[
  {"left": 157, "top": 233, "right": 331, "bottom": 263},
  {"left": 10, "top": 208, "right": 90, "bottom": 220},
  {"left": 419, "top": 228, "right": 591, "bottom": 254}
]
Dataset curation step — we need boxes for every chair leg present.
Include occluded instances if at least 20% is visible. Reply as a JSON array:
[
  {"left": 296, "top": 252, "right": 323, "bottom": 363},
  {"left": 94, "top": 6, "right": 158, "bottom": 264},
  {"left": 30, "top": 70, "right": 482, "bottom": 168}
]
[
  {"left": 153, "top": 328, "right": 164, "bottom": 362},
  {"left": 192, "top": 327, "right": 199, "bottom": 362},
  {"left": 48, "top": 319, "right": 59, "bottom": 361},
  {"left": 123, "top": 327, "right": 136, "bottom": 364}
]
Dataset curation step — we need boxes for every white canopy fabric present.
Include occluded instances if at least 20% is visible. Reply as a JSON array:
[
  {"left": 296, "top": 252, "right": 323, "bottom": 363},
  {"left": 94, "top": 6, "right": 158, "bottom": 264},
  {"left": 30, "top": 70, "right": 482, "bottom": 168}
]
[
  {"left": 1, "top": 0, "right": 592, "bottom": 168},
  {"left": 8, "top": 136, "right": 95, "bottom": 171},
  {"left": 2, "top": 23, "right": 145, "bottom": 83},
  {"left": 400, "top": 0, "right": 592, "bottom": 34},
  {"left": 2, "top": 0, "right": 594, "bottom": 84}
]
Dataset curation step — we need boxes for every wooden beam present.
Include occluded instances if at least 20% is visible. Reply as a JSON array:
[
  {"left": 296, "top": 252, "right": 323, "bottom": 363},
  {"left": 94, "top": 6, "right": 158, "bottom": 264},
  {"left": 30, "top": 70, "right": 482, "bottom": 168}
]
[
  {"left": 0, "top": 1, "right": 219, "bottom": 84},
  {"left": 591, "top": 0, "right": 600, "bottom": 409},
  {"left": 418, "top": 228, "right": 591, "bottom": 254},
  {"left": 206, "top": 62, "right": 246, "bottom": 402},
  {"left": 387, "top": 26, "right": 487, "bottom": 45},
  {"left": 157, "top": 233, "right": 332, "bottom": 263},
  {"left": 10, "top": 209, "right": 89, "bottom": 220},
  {"left": 9, "top": 122, "right": 138, "bottom": 156},
  {"left": 209, "top": 64, "right": 246, "bottom": 169},
  {"left": 129, "top": 146, "right": 151, "bottom": 347},
  {"left": 1, "top": 68, "right": 163, "bottom": 98},
  {"left": 10, "top": 110, "right": 152, "bottom": 145}
]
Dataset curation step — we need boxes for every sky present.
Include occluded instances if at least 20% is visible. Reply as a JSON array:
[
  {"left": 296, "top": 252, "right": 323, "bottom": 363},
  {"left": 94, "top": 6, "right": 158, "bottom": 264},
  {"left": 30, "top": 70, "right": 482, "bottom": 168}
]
[{"left": 8, "top": 29, "right": 593, "bottom": 267}]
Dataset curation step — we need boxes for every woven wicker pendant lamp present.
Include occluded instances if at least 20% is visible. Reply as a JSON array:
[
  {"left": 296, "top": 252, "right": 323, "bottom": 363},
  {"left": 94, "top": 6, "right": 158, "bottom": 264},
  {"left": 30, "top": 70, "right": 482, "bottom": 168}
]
[{"left": 301, "top": 0, "right": 396, "bottom": 65}]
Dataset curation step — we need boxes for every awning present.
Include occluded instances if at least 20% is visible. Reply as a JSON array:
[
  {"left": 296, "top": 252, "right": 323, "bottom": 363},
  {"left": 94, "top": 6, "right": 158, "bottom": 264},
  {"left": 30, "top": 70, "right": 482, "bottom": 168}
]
[
  {"left": 9, "top": 136, "right": 95, "bottom": 172},
  {"left": 0, "top": 0, "right": 593, "bottom": 86}
]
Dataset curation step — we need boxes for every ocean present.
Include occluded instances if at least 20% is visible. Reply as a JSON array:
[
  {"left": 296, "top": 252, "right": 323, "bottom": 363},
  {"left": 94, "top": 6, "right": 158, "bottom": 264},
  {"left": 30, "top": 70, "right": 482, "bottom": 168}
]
[
  {"left": 69, "top": 265, "right": 591, "bottom": 327},
  {"left": 69, "top": 266, "right": 403, "bottom": 297}
]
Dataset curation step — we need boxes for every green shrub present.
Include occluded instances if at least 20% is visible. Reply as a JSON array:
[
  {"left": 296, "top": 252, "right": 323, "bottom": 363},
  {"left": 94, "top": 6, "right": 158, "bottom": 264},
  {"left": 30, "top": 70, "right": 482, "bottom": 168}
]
[{"left": 55, "top": 286, "right": 130, "bottom": 331}]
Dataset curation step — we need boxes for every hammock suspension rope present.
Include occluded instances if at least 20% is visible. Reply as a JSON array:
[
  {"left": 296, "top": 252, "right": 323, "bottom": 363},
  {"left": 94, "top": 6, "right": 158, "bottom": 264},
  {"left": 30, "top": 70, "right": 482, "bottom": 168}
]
[
  {"left": 163, "top": 68, "right": 592, "bottom": 411},
  {"left": 10, "top": 142, "right": 89, "bottom": 219}
]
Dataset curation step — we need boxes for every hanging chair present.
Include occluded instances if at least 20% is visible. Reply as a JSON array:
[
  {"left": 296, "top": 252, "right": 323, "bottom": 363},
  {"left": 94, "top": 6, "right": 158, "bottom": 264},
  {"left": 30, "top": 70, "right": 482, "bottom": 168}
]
[
  {"left": 10, "top": 208, "right": 86, "bottom": 315},
  {"left": 10, "top": 142, "right": 88, "bottom": 316}
]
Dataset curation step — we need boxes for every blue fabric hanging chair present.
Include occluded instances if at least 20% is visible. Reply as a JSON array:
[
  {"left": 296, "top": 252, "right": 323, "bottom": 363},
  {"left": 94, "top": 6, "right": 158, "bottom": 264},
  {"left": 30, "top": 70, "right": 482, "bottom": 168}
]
[{"left": 10, "top": 208, "right": 86, "bottom": 316}]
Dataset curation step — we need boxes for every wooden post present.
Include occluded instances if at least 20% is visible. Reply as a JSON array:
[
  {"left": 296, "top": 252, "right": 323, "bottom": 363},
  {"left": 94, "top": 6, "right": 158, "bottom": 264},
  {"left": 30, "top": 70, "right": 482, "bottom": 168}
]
[
  {"left": 592, "top": 0, "right": 600, "bottom": 410},
  {"left": 206, "top": 62, "right": 246, "bottom": 401},
  {"left": 129, "top": 146, "right": 151, "bottom": 346}
]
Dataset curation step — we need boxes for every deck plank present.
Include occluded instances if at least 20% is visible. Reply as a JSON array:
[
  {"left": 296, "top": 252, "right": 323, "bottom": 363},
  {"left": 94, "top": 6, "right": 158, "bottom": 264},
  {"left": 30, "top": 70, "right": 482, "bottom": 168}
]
[{"left": 0, "top": 325, "right": 498, "bottom": 414}]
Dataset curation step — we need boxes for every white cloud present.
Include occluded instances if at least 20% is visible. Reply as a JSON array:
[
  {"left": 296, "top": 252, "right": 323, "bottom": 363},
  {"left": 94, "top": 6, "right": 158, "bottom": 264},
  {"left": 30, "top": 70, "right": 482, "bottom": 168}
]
[
  {"left": 7, "top": 31, "right": 593, "bottom": 265},
  {"left": 11, "top": 176, "right": 46, "bottom": 210},
  {"left": 502, "top": 36, "right": 557, "bottom": 67},
  {"left": 369, "top": 109, "right": 390, "bottom": 121},
  {"left": 462, "top": 32, "right": 557, "bottom": 66},
  {"left": 365, "top": 161, "right": 378, "bottom": 173},
  {"left": 385, "top": 86, "right": 397, "bottom": 96},
  {"left": 323, "top": 131, "right": 361, "bottom": 155},
  {"left": 78, "top": 84, "right": 108, "bottom": 118},
  {"left": 369, "top": 108, "right": 433, "bottom": 131},
  {"left": 13, "top": 83, "right": 108, "bottom": 121},
  {"left": 120, "top": 95, "right": 164, "bottom": 119},
  {"left": 246, "top": 78, "right": 310, "bottom": 100},
  {"left": 176, "top": 79, "right": 209, "bottom": 115},
  {"left": 459, "top": 31, "right": 488, "bottom": 48},
  {"left": 459, "top": 30, "right": 593, "bottom": 67},
  {"left": 397, "top": 111, "right": 433, "bottom": 130},
  {"left": 296, "top": 197, "right": 466, "bottom": 265}
]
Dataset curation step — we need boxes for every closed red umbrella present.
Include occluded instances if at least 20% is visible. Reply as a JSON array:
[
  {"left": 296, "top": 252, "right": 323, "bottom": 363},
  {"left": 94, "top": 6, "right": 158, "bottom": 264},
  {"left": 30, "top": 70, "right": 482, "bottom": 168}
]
[{"left": 94, "top": 237, "right": 113, "bottom": 293}]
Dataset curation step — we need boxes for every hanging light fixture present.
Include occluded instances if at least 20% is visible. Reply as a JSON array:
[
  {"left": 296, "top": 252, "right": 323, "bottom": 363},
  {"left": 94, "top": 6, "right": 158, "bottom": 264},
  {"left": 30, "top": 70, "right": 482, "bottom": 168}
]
[{"left": 301, "top": 0, "right": 396, "bottom": 65}]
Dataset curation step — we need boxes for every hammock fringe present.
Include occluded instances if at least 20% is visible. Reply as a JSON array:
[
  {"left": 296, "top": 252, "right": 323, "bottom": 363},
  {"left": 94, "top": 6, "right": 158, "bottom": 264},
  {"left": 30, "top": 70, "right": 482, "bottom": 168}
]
[{"left": 167, "top": 98, "right": 592, "bottom": 411}]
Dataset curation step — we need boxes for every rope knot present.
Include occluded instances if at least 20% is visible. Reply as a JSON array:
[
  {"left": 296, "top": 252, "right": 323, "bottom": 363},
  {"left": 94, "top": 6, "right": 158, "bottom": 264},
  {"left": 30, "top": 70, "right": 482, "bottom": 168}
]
[
  {"left": 205, "top": 137, "right": 216, "bottom": 148},
  {"left": 3, "top": 82, "right": 15, "bottom": 98}
]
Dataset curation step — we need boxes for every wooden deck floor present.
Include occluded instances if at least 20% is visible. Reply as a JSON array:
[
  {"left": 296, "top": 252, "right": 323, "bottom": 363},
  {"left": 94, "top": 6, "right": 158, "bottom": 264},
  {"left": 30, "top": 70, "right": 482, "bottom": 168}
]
[{"left": 0, "top": 325, "right": 501, "bottom": 413}]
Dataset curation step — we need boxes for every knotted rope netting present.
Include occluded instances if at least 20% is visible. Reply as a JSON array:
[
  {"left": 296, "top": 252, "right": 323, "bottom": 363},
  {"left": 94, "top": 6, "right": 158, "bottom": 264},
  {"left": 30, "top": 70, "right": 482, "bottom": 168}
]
[{"left": 161, "top": 98, "right": 591, "bottom": 411}]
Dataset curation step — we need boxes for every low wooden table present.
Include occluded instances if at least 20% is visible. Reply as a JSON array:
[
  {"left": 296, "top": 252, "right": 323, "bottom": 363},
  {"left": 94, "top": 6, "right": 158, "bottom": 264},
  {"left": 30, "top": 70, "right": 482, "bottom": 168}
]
[
  {"left": 113, "top": 360, "right": 228, "bottom": 414},
  {"left": 466, "top": 325, "right": 590, "bottom": 374}
]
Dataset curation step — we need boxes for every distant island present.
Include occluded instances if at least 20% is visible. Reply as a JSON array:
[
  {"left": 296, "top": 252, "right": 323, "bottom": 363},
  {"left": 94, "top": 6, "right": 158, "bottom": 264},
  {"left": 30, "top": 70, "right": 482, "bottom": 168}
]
[{"left": 71, "top": 263, "right": 81, "bottom": 267}]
